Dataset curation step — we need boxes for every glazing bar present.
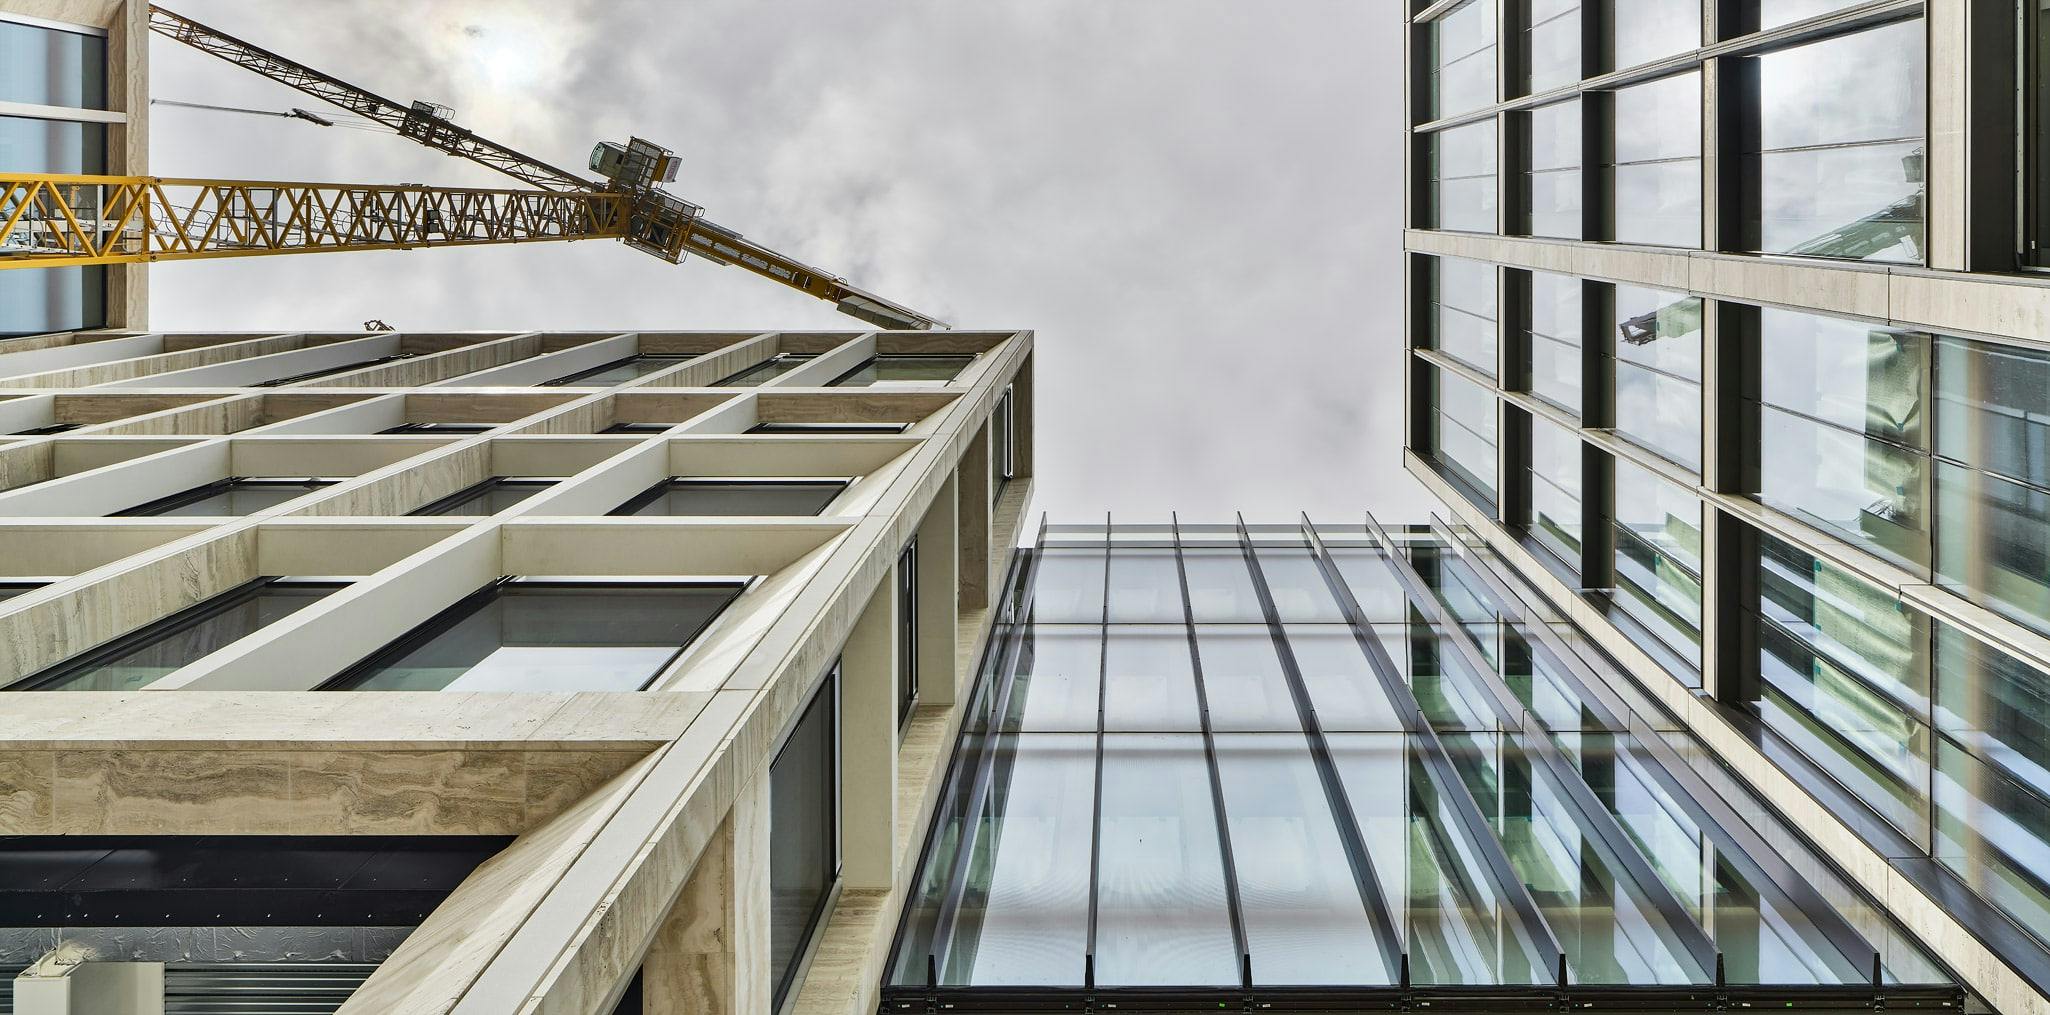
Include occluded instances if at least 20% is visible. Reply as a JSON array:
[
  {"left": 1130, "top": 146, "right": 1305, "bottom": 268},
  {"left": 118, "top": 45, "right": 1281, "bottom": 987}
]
[{"left": 1084, "top": 513, "right": 1110, "bottom": 986}]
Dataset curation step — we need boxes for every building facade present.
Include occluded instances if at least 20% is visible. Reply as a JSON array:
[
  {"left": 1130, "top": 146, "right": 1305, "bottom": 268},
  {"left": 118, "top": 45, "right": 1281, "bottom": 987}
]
[{"left": 1404, "top": 1, "right": 2050, "bottom": 1011}]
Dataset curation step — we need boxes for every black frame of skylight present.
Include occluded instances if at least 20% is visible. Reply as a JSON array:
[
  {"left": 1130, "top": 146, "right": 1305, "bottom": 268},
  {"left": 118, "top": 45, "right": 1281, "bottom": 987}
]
[
  {"left": 825, "top": 353, "right": 977, "bottom": 387},
  {"left": 540, "top": 354, "right": 693, "bottom": 387},
  {"left": 9, "top": 422, "right": 82, "bottom": 436},
  {"left": 380, "top": 422, "right": 497, "bottom": 435},
  {"left": 607, "top": 478, "right": 850, "bottom": 517},
  {"left": 254, "top": 353, "right": 414, "bottom": 387},
  {"left": 7, "top": 576, "right": 345, "bottom": 691},
  {"left": 713, "top": 353, "right": 815, "bottom": 387},
  {"left": 409, "top": 477, "right": 558, "bottom": 516},
  {"left": 879, "top": 516, "right": 1969, "bottom": 1013},
  {"left": 745, "top": 422, "right": 910, "bottom": 435},
  {"left": 315, "top": 577, "right": 747, "bottom": 692},
  {"left": 115, "top": 477, "right": 340, "bottom": 516}
]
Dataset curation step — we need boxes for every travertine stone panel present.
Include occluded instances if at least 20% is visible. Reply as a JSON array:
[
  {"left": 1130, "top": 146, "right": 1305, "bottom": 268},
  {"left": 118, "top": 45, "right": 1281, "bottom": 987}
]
[
  {"left": 841, "top": 563, "right": 899, "bottom": 891},
  {"left": 1690, "top": 255, "right": 1889, "bottom": 320},
  {"left": 523, "top": 751, "right": 646, "bottom": 829},
  {"left": 53, "top": 749, "right": 296, "bottom": 834},
  {"left": 915, "top": 470, "right": 959, "bottom": 705},
  {"left": 0, "top": 441, "right": 55, "bottom": 492},
  {"left": 650, "top": 332, "right": 776, "bottom": 388},
  {"left": 956, "top": 423, "right": 991, "bottom": 610},
  {"left": 643, "top": 771, "right": 770, "bottom": 1015},
  {"left": 756, "top": 392, "right": 955, "bottom": 426},
  {"left": 0, "top": 751, "right": 55, "bottom": 834},
  {"left": 0, "top": 333, "right": 309, "bottom": 389},
  {"left": 291, "top": 441, "right": 490, "bottom": 517},
  {"left": 290, "top": 751, "right": 528, "bottom": 834}
]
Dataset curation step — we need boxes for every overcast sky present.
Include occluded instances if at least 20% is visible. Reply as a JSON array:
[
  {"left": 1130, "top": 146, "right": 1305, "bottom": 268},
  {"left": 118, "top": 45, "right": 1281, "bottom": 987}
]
[{"left": 148, "top": 0, "right": 1431, "bottom": 523}]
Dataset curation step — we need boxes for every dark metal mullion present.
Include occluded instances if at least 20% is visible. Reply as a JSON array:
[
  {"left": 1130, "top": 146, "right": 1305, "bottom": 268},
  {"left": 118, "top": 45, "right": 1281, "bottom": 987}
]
[
  {"left": 1237, "top": 514, "right": 1405, "bottom": 982},
  {"left": 1083, "top": 513, "right": 1110, "bottom": 988},
  {"left": 1169, "top": 513, "right": 1253, "bottom": 988},
  {"left": 1511, "top": 712, "right": 1723, "bottom": 982},
  {"left": 1363, "top": 515, "right": 1529, "bottom": 725},
  {"left": 1305, "top": 514, "right": 1568, "bottom": 986},
  {"left": 1621, "top": 713, "right": 1881, "bottom": 984}
]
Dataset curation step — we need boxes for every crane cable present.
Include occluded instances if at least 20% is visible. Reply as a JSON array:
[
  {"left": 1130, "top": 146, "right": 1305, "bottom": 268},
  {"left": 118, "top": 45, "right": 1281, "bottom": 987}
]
[{"left": 149, "top": 98, "right": 394, "bottom": 133}]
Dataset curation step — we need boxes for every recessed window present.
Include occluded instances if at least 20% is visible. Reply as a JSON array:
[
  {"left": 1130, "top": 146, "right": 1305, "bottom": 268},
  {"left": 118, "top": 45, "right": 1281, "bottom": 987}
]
[
  {"left": 0, "top": 20, "right": 106, "bottom": 109},
  {"left": 1428, "top": 0, "right": 1497, "bottom": 119},
  {"left": 114, "top": 478, "right": 339, "bottom": 517},
  {"left": 1524, "top": 270, "right": 1583, "bottom": 415},
  {"left": 610, "top": 479, "right": 847, "bottom": 517},
  {"left": 1611, "top": 284, "right": 1703, "bottom": 472},
  {"left": 1520, "top": 100, "right": 1581, "bottom": 238},
  {"left": 0, "top": 581, "right": 52, "bottom": 602},
  {"left": 770, "top": 667, "right": 839, "bottom": 1010},
  {"left": 898, "top": 539, "right": 918, "bottom": 723},
  {"left": 543, "top": 354, "right": 694, "bottom": 387},
  {"left": 1424, "top": 363, "right": 1498, "bottom": 511},
  {"left": 323, "top": 579, "right": 744, "bottom": 691},
  {"left": 1523, "top": 413, "right": 1583, "bottom": 570},
  {"left": 9, "top": 422, "right": 81, "bottom": 436},
  {"left": 715, "top": 354, "right": 815, "bottom": 387},
  {"left": 600, "top": 421, "right": 674, "bottom": 434},
  {"left": 380, "top": 422, "right": 496, "bottom": 435},
  {"left": 1606, "top": 0, "right": 1699, "bottom": 71},
  {"left": 829, "top": 355, "right": 977, "bottom": 388},
  {"left": 1522, "top": 0, "right": 1580, "bottom": 94},
  {"left": 1603, "top": 73, "right": 1701, "bottom": 248},
  {"left": 411, "top": 478, "right": 557, "bottom": 517},
  {"left": 747, "top": 422, "right": 909, "bottom": 435},
  {"left": 1426, "top": 121, "right": 1497, "bottom": 233},
  {"left": 12, "top": 577, "right": 341, "bottom": 691},
  {"left": 256, "top": 354, "right": 413, "bottom": 387},
  {"left": 1611, "top": 456, "right": 1702, "bottom": 670},
  {"left": 1425, "top": 255, "right": 1498, "bottom": 377},
  {"left": 991, "top": 385, "right": 1016, "bottom": 501},
  {"left": 1742, "top": 0, "right": 1868, "bottom": 34}
]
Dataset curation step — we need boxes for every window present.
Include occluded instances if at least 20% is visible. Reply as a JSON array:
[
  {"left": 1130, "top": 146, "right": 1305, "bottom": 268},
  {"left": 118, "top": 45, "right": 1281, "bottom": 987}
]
[
  {"left": 324, "top": 580, "right": 743, "bottom": 691},
  {"left": 1523, "top": 412, "right": 1582, "bottom": 570},
  {"left": 1611, "top": 457, "right": 1701, "bottom": 669},
  {"left": 0, "top": 114, "right": 105, "bottom": 173},
  {"left": 829, "top": 355, "right": 976, "bottom": 387},
  {"left": 1932, "top": 629, "right": 2050, "bottom": 946},
  {"left": 1744, "top": 0, "right": 1873, "bottom": 34},
  {"left": 1, "top": 112, "right": 107, "bottom": 338},
  {"left": 1604, "top": 73, "right": 1701, "bottom": 248},
  {"left": 1520, "top": 100, "right": 1581, "bottom": 238},
  {"left": 1606, "top": 0, "right": 1699, "bottom": 71},
  {"left": 114, "top": 478, "right": 338, "bottom": 517},
  {"left": 715, "top": 354, "right": 815, "bottom": 387},
  {"left": 1738, "top": 19, "right": 1925, "bottom": 262},
  {"left": 0, "top": 581, "right": 49, "bottom": 602},
  {"left": 1933, "top": 335, "right": 2050, "bottom": 635},
  {"left": 10, "top": 423, "right": 81, "bottom": 436},
  {"left": 600, "top": 421, "right": 674, "bottom": 435},
  {"left": 410, "top": 478, "right": 556, "bottom": 517},
  {"left": 0, "top": 19, "right": 106, "bottom": 109},
  {"left": 609, "top": 479, "right": 847, "bottom": 516},
  {"left": 991, "top": 385, "right": 1016, "bottom": 502},
  {"left": 542, "top": 354, "right": 693, "bottom": 387},
  {"left": 1426, "top": 256, "right": 1497, "bottom": 377},
  {"left": 11, "top": 578, "right": 340, "bottom": 691},
  {"left": 1522, "top": 0, "right": 1580, "bottom": 94},
  {"left": 256, "top": 354, "right": 413, "bottom": 387},
  {"left": 1611, "top": 284, "right": 1702, "bottom": 471},
  {"left": 898, "top": 539, "right": 918, "bottom": 723},
  {"left": 771, "top": 668, "right": 839, "bottom": 1010},
  {"left": 1424, "top": 363, "right": 1498, "bottom": 511},
  {"left": 1426, "top": 121, "right": 1497, "bottom": 233},
  {"left": 1428, "top": 0, "right": 1497, "bottom": 119},
  {"left": 747, "top": 422, "right": 909, "bottom": 435},
  {"left": 380, "top": 422, "right": 496, "bottom": 435},
  {"left": 2028, "top": 0, "right": 2050, "bottom": 267},
  {"left": 1751, "top": 308, "right": 1929, "bottom": 568},
  {"left": 1524, "top": 270, "right": 1582, "bottom": 414}
]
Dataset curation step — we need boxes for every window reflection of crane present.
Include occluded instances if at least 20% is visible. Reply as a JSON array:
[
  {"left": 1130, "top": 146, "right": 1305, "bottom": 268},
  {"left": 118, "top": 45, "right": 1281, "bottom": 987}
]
[{"left": 0, "top": 5, "right": 944, "bottom": 331}]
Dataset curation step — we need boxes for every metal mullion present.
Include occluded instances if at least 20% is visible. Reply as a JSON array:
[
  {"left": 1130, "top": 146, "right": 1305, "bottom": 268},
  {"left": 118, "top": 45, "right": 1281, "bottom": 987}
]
[
  {"left": 1303, "top": 514, "right": 1568, "bottom": 985},
  {"left": 1238, "top": 515, "right": 1405, "bottom": 981},
  {"left": 1364, "top": 514, "right": 1529, "bottom": 725},
  {"left": 1511, "top": 712, "right": 1723, "bottom": 982},
  {"left": 1084, "top": 513, "right": 1110, "bottom": 988},
  {"left": 1621, "top": 713, "right": 1882, "bottom": 984},
  {"left": 1169, "top": 513, "right": 1253, "bottom": 987}
]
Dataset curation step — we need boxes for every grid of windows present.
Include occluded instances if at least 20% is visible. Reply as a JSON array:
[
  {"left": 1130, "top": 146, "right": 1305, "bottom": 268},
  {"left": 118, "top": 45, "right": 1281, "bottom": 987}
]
[
  {"left": 1, "top": 15, "right": 110, "bottom": 339},
  {"left": 1428, "top": 0, "right": 1497, "bottom": 120},
  {"left": 1605, "top": 73, "right": 1701, "bottom": 248}
]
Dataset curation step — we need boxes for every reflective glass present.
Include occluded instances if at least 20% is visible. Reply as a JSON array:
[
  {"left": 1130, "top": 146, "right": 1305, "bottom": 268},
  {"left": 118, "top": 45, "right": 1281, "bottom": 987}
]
[
  {"left": 1431, "top": 0, "right": 1497, "bottom": 118},
  {"left": 1749, "top": 20, "right": 1925, "bottom": 262},
  {"left": 1024, "top": 548, "right": 1105, "bottom": 622},
  {"left": 1934, "top": 462, "right": 2050, "bottom": 631},
  {"left": 1431, "top": 256, "right": 1498, "bottom": 376},
  {"left": 1612, "top": 458, "right": 1701, "bottom": 666},
  {"left": 1286, "top": 624, "right": 1403, "bottom": 731},
  {"left": 831, "top": 355, "right": 977, "bottom": 387},
  {"left": 1429, "top": 365, "right": 1499, "bottom": 508},
  {"left": 1253, "top": 546, "right": 1345, "bottom": 622},
  {"left": 614, "top": 479, "right": 845, "bottom": 516},
  {"left": 0, "top": 113, "right": 104, "bottom": 172},
  {"left": 770, "top": 676, "right": 837, "bottom": 1007},
  {"left": 1195, "top": 626, "right": 1302, "bottom": 732},
  {"left": 1759, "top": 406, "right": 1928, "bottom": 567},
  {"left": 1935, "top": 335, "right": 2050, "bottom": 490},
  {"left": 1215, "top": 733, "right": 1393, "bottom": 985},
  {"left": 1094, "top": 733, "right": 1237, "bottom": 986},
  {"left": 1525, "top": 271, "right": 1582, "bottom": 414},
  {"left": 330, "top": 583, "right": 739, "bottom": 691},
  {"left": 117, "top": 480, "right": 335, "bottom": 517},
  {"left": 1761, "top": 310, "right": 1926, "bottom": 448},
  {"left": 1105, "top": 548, "right": 1181, "bottom": 622},
  {"left": 1429, "top": 122, "right": 1498, "bottom": 233},
  {"left": 1935, "top": 738, "right": 2050, "bottom": 949},
  {"left": 1001, "top": 625, "right": 1101, "bottom": 731},
  {"left": 412, "top": 478, "right": 553, "bottom": 517},
  {"left": 1180, "top": 547, "right": 1266, "bottom": 622},
  {"left": 1102, "top": 625, "right": 1201, "bottom": 730},
  {"left": 547, "top": 354, "right": 692, "bottom": 386},
  {"left": 1758, "top": 0, "right": 1866, "bottom": 30},
  {"left": 1523, "top": 100, "right": 1581, "bottom": 238},
  {"left": 1524, "top": 0, "right": 1580, "bottom": 93},
  {"left": 1328, "top": 546, "right": 1412, "bottom": 621},
  {"left": 1614, "top": 362, "right": 1700, "bottom": 471},
  {"left": 1607, "top": 73, "right": 1700, "bottom": 247},
  {"left": 1526, "top": 413, "right": 1582, "bottom": 567},
  {"left": 1610, "top": 0, "right": 1699, "bottom": 70},
  {"left": 1613, "top": 285, "right": 1701, "bottom": 381},
  {"left": 0, "top": 265, "right": 104, "bottom": 339},
  {"left": 714, "top": 354, "right": 813, "bottom": 387},
  {"left": 18, "top": 581, "right": 336, "bottom": 691},
  {"left": 0, "top": 21, "right": 105, "bottom": 108}
]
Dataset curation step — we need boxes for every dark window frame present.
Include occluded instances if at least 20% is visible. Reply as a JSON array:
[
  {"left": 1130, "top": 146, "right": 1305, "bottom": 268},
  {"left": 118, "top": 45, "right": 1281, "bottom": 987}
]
[
  {"left": 607, "top": 478, "right": 851, "bottom": 517},
  {"left": 825, "top": 354, "right": 978, "bottom": 388},
  {"left": 8, "top": 576, "right": 344, "bottom": 691},
  {"left": 379, "top": 422, "right": 496, "bottom": 435},
  {"left": 409, "top": 477, "right": 560, "bottom": 517},
  {"left": 540, "top": 354, "right": 694, "bottom": 388},
  {"left": 254, "top": 353, "right": 415, "bottom": 388},
  {"left": 713, "top": 353, "right": 817, "bottom": 387},
  {"left": 898, "top": 538, "right": 918, "bottom": 725},
  {"left": 746, "top": 422, "right": 910, "bottom": 435},
  {"left": 770, "top": 663, "right": 841, "bottom": 1012},
  {"left": 114, "top": 477, "right": 340, "bottom": 517}
]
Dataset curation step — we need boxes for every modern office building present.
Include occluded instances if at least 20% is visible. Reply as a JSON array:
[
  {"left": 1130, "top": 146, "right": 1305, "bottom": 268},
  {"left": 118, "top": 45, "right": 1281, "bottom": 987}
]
[{"left": 1401, "top": 0, "right": 2050, "bottom": 1011}]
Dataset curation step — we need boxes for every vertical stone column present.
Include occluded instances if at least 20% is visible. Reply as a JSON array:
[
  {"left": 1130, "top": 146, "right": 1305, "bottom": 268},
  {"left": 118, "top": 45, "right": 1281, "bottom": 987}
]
[
  {"left": 916, "top": 471, "right": 960, "bottom": 704},
  {"left": 956, "top": 423, "right": 992, "bottom": 611},
  {"left": 643, "top": 772, "right": 772, "bottom": 1015},
  {"left": 840, "top": 562, "right": 900, "bottom": 890}
]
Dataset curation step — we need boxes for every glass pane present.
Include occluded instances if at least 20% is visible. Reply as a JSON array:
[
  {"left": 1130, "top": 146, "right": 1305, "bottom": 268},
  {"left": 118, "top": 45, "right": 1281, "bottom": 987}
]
[
  {"left": 1934, "top": 737, "right": 2050, "bottom": 950},
  {"left": 1026, "top": 548, "right": 1105, "bottom": 623},
  {"left": 1610, "top": 0, "right": 1699, "bottom": 70},
  {"left": 0, "top": 21, "right": 106, "bottom": 109},
  {"left": 1431, "top": 366, "right": 1499, "bottom": 507},
  {"left": 1214, "top": 733, "right": 1393, "bottom": 985},
  {"left": 1614, "top": 361, "right": 1701, "bottom": 471},
  {"left": 1432, "top": 0, "right": 1498, "bottom": 119},
  {"left": 1254, "top": 546, "right": 1346, "bottom": 622},
  {"left": 554, "top": 355, "right": 692, "bottom": 386},
  {"left": 25, "top": 583, "right": 336, "bottom": 691},
  {"left": 1001, "top": 625, "right": 1100, "bottom": 732},
  {"left": 1526, "top": 271, "right": 1583, "bottom": 414},
  {"left": 1286, "top": 624, "right": 1404, "bottom": 731},
  {"left": 1612, "top": 458, "right": 1702, "bottom": 666},
  {"left": 0, "top": 113, "right": 106, "bottom": 173},
  {"left": 714, "top": 355, "right": 812, "bottom": 387},
  {"left": 1757, "top": 532, "right": 1929, "bottom": 718},
  {"left": 832, "top": 355, "right": 977, "bottom": 387},
  {"left": 1103, "top": 625, "right": 1201, "bottom": 731},
  {"left": 1758, "top": 0, "right": 1865, "bottom": 30},
  {"left": 335, "top": 584, "right": 738, "bottom": 691},
  {"left": 1760, "top": 309, "right": 1926, "bottom": 448},
  {"left": 618, "top": 480, "right": 845, "bottom": 516},
  {"left": 1525, "top": 0, "right": 1581, "bottom": 93},
  {"left": 1934, "top": 462, "right": 2050, "bottom": 634},
  {"left": 1523, "top": 100, "right": 1581, "bottom": 238},
  {"left": 1328, "top": 546, "right": 1412, "bottom": 622},
  {"left": 1935, "top": 334, "right": 2050, "bottom": 491},
  {"left": 770, "top": 677, "right": 836, "bottom": 1006},
  {"left": 1430, "top": 122, "right": 1498, "bottom": 232},
  {"left": 1526, "top": 413, "right": 1582, "bottom": 566},
  {"left": 1195, "top": 625, "right": 1302, "bottom": 732},
  {"left": 123, "top": 481, "right": 335, "bottom": 517},
  {"left": 1181, "top": 547, "right": 1267, "bottom": 623},
  {"left": 417, "top": 480, "right": 552, "bottom": 517},
  {"left": 1758, "top": 406, "right": 1929, "bottom": 568},
  {"left": 1105, "top": 548, "right": 1182, "bottom": 622},
  {"left": 0, "top": 265, "right": 105, "bottom": 339},
  {"left": 1614, "top": 285, "right": 1702, "bottom": 381},
  {"left": 1432, "top": 256, "right": 1499, "bottom": 376},
  {"left": 1933, "top": 625, "right": 2050, "bottom": 809},
  {"left": 1094, "top": 733, "right": 1238, "bottom": 986},
  {"left": 1608, "top": 73, "right": 1701, "bottom": 248},
  {"left": 1750, "top": 20, "right": 1925, "bottom": 262}
]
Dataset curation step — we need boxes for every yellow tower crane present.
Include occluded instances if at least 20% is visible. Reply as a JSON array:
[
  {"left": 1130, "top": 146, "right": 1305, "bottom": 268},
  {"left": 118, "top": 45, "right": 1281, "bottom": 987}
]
[{"left": 0, "top": 5, "right": 944, "bottom": 331}]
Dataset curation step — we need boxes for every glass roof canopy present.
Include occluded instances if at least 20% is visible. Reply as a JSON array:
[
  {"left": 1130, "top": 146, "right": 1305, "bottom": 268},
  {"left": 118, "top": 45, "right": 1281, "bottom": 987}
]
[{"left": 883, "top": 517, "right": 1965, "bottom": 1011}]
